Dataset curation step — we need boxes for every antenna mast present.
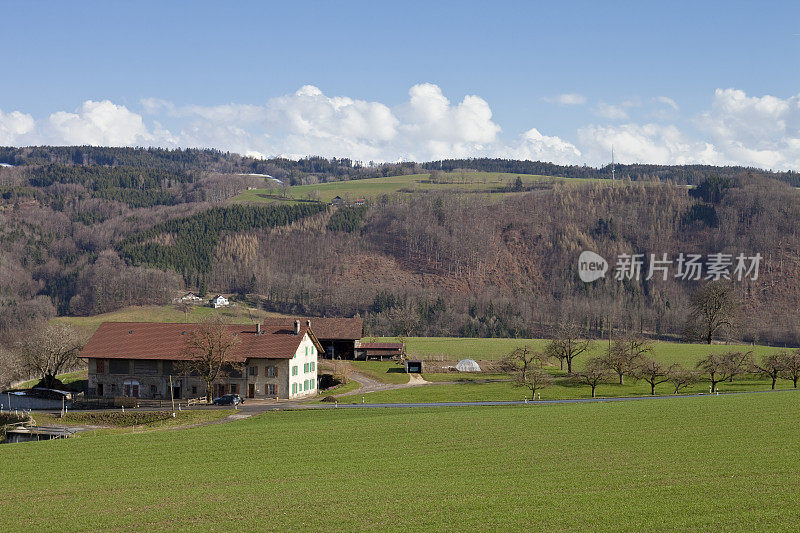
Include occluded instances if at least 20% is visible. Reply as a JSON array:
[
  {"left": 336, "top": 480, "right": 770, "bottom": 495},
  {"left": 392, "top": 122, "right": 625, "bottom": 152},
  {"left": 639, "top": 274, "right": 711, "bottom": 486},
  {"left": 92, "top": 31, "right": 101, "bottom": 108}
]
[{"left": 611, "top": 145, "right": 615, "bottom": 181}]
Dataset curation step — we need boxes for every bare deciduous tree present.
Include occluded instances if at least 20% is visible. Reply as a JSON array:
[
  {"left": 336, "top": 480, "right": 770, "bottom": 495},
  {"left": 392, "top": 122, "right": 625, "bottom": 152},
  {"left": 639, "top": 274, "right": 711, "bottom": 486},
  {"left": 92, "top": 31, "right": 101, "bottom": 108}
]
[
  {"left": 546, "top": 323, "right": 593, "bottom": 374},
  {"left": 505, "top": 345, "right": 552, "bottom": 398},
  {"left": 633, "top": 357, "right": 670, "bottom": 395},
  {"left": 687, "top": 281, "right": 740, "bottom": 344},
  {"left": 602, "top": 334, "right": 653, "bottom": 384},
  {"left": 177, "top": 318, "right": 241, "bottom": 403},
  {"left": 666, "top": 364, "right": 699, "bottom": 394},
  {"left": 515, "top": 368, "right": 554, "bottom": 399},
  {"left": 695, "top": 351, "right": 752, "bottom": 393},
  {"left": 780, "top": 350, "right": 800, "bottom": 388},
  {"left": 16, "top": 323, "right": 84, "bottom": 389},
  {"left": 753, "top": 353, "right": 786, "bottom": 390},
  {"left": 573, "top": 357, "right": 611, "bottom": 398}
]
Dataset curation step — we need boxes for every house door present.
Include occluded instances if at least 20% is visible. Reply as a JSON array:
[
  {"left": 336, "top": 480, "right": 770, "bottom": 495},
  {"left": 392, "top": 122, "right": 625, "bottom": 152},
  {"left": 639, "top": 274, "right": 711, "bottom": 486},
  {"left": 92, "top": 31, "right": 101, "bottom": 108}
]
[
  {"left": 248, "top": 384, "right": 255, "bottom": 398},
  {"left": 172, "top": 386, "right": 181, "bottom": 399},
  {"left": 123, "top": 379, "right": 140, "bottom": 397},
  {"left": 217, "top": 384, "right": 226, "bottom": 397}
]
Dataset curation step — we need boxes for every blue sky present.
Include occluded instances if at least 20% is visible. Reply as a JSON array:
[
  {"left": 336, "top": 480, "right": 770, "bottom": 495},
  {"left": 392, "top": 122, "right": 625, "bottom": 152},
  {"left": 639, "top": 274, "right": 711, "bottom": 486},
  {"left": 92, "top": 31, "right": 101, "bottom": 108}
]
[{"left": 1, "top": 1, "right": 799, "bottom": 168}]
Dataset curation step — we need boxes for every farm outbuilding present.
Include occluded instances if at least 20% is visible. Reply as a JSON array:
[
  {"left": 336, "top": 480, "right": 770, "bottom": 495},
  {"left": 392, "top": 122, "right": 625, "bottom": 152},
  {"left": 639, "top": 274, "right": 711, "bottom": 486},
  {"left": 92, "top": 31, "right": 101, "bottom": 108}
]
[
  {"left": 405, "top": 360, "right": 423, "bottom": 373},
  {"left": 456, "top": 359, "right": 481, "bottom": 372}
]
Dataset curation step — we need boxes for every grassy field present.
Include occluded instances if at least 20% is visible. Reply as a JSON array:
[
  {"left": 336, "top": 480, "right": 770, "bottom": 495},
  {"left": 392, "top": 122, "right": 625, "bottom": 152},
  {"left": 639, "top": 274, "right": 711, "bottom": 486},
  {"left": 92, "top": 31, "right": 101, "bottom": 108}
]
[
  {"left": 231, "top": 171, "right": 593, "bottom": 204},
  {"left": 28, "top": 409, "right": 234, "bottom": 436},
  {"left": 17, "top": 370, "right": 87, "bottom": 390},
  {"left": 54, "top": 304, "right": 285, "bottom": 336},
  {"left": 384, "top": 336, "right": 786, "bottom": 367},
  {"left": 1, "top": 392, "right": 799, "bottom": 531}
]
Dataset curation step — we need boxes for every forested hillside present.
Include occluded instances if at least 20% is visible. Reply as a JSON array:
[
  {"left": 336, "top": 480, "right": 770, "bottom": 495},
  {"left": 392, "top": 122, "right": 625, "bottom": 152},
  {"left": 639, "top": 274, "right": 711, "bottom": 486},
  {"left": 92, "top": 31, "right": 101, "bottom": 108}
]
[{"left": 1, "top": 147, "right": 799, "bottom": 370}]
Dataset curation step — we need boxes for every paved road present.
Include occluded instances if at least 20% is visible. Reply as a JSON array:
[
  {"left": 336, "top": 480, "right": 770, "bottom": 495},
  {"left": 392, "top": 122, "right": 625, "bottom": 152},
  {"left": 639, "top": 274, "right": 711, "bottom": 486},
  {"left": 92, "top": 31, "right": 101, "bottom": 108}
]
[{"left": 252, "top": 386, "right": 799, "bottom": 412}]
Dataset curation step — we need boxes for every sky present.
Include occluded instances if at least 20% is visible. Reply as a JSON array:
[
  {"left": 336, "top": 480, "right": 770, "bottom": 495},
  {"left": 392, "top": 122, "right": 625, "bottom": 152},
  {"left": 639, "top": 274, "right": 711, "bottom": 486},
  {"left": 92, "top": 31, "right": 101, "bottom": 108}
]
[{"left": 1, "top": 0, "right": 800, "bottom": 169}]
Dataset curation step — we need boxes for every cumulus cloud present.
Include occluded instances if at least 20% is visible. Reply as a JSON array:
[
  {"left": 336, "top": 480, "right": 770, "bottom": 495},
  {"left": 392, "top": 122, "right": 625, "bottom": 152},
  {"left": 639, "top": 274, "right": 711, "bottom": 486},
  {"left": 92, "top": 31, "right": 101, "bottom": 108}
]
[
  {"left": 593, "top": 102, "right": 629, "bottom": 120},
  {"left": 654, "top": 96, "right": 679, "bottom": 110},
  {"left": 544, "top": 93, "right": 587, "bottom": 105},
  {"left": 502, "top": 128, "right": 581, "bottom": 165},
  {"left": 696, "top": 88, "right": 800, "bottom": 168},
  {"left": 47, "top": 100, "right": 154, "bottom": 146},
  {"left": 7, "top": 85, "right": 800, "bottom": 170},
  {"left": 578, "top": 123, "right": 721, "bottom": 165},
  {"left": 0, "top": 109, "right": 36, "bottom": 145}
]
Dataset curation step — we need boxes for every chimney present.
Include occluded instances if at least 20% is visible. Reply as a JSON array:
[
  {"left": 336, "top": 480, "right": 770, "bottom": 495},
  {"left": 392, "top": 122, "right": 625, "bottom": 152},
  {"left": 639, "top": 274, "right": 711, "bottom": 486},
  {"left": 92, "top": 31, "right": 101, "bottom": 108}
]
[
  {"left": 256, "top": 323, "right": 261, "bottom": 335},
  {"left": 294, "top": 320, "right": 300, "bottom": 335}
]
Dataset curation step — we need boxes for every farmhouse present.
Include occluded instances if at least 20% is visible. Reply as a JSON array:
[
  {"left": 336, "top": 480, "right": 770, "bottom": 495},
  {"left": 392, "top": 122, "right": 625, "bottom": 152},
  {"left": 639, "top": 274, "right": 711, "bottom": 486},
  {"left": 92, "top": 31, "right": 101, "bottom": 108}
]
[
  {"left": 79, "top": 320, "right": 323, "bottom": 400},
  {"left": 260, "top": 317, "right": 363, "bottom": 359},
  {"left": 354, "top": 341, "right": 404, "bottom": 360},
  {"left": 210, "top": 295, "right": 229, "bottom": 308}
]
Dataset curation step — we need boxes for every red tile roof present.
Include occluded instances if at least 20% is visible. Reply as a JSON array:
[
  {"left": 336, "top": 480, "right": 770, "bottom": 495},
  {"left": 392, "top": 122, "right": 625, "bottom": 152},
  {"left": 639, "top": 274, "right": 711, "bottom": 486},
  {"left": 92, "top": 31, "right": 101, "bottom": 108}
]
[
  {"left": 260, "top": 317, "right": 363, "bottom": 340},
  {"left": 357, "top": 342, "right": 404, "bottom": 350},
  {"left": 79, "top": 322, "right": 321, "bottom": 361}
]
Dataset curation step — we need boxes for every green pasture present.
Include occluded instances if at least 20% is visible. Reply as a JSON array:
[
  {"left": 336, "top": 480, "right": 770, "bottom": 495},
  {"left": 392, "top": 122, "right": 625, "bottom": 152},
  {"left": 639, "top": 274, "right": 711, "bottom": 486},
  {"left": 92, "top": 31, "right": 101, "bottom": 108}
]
[
  {"left": 381, "top": 336, "right": 785, "bottom": 368},
  {"left": 231, "top": 171, "right": 592, "bottom": 204},
  {"left": 1, "top": 393, "right": 798, "bottom": 531},
  {"left": 53, "top": 304, "right": 285, "bottom": 336}
]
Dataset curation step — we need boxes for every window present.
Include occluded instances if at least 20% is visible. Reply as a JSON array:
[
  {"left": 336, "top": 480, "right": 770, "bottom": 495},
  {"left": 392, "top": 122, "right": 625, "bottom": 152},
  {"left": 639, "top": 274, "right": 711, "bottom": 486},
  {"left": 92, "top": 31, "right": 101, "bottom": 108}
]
[
  {"left": 134, "top": 360, "right": 158, "bottom": 374},
  {"left": 292, "top": 383, "right": 297, "bottom": 395},
  {"left": 150, "top": 385, "right": 157, "bottom": 397},
  {"left": 310, "top": 380, "right": 315, "bottom": 390},
  {"left": 249, "top": 366, "right": 258, "bottom": 376},
  {"left": 267, "top": 366, "right": 276, "bottom": 378},
  {"left": 292, "top": 365, "right": 298, "bottom": 376},
  {"left": 109, "top": 359, "right": 129, "bottom": 374},
  {"left": 305, "top": 346, "right": 308, "bottom": 356},
  {"left": 267, "top": 384, "right": 276, "bottom": 395},
  {"left": 230, "top": 384, "right": 238, "bottom": 394},
  {"left": 191, "top": 385, "right": 197, "bottom": 395},
  {"left": 303, "top": 363, "right": 308, "bottom": 373},
  {"left": 310, "top": 361, "right": 315, "bottom": 372},
  {"left": 96, "top": 360, "right": 105, "bottom": 374},
  {"left": 96, "top": 383, "right": 104, "bottom": 396}
]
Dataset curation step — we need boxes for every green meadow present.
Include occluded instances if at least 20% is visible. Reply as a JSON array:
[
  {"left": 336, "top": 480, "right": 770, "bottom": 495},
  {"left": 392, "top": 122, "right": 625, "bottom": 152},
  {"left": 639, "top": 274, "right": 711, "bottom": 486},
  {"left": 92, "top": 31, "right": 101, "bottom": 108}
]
[
  {"left": 231, "top": 171, "right": 592, "bottom": 204},
  {"left": 1, "top": 392, "right": 799, "bottom": 531},
  {"left": 53, "top": 304, "right": 285, "bottom": 337},
  {"left": 382, "top": 336, "right": 784, "bottom": 365}
]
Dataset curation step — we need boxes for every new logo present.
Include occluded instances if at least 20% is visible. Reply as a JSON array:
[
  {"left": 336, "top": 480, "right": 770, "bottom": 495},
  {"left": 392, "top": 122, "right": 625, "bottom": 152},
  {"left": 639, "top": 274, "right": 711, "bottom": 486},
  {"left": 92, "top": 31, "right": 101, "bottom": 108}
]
[{"left": 578, "top": 251, "right": 608, "bottom": 283}]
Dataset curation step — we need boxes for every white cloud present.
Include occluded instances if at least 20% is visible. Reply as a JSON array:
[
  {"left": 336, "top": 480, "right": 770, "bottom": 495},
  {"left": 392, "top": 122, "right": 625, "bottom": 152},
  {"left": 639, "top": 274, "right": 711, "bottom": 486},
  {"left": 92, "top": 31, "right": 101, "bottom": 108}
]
[
  {"left": 47, "top": 100, "right": 154, "bottom": 146},
  {"left": 502, "top": 128, "right": 581, "bottom": 165},
  {"left": 654, "top": 96, "right": 679, "bottom": 110},
  {"left": 0, "top": 109, "right": 36, "bottom": 145},
  {"left": 593, "top": 102, "right": 629, "bottom": 120},
  {"left": 8, "top": 85, "right": 800, "bottom": 170},
  {"left": 578, "top": 123, "right": 721, "bottom": 165},
  {"left": 695, "top": 88, "right": 800, "bottom": 168},
  {"left": 545, "top": 93, "right": 587, "bottom": 105}
]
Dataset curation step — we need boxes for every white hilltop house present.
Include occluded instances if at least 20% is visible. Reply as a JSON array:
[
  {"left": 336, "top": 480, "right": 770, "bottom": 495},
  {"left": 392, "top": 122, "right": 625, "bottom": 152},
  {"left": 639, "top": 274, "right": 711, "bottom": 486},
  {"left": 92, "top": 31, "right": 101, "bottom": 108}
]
[{"left": 210, "top": 295, "right": 229, "bottom": 308}]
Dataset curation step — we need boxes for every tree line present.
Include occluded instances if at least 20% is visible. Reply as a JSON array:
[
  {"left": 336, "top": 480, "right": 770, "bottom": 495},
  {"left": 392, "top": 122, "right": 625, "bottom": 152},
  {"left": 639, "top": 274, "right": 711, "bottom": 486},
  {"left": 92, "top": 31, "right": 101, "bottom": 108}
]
[{"left": 504, "top": 324, "right": 800, "bottom": 399}]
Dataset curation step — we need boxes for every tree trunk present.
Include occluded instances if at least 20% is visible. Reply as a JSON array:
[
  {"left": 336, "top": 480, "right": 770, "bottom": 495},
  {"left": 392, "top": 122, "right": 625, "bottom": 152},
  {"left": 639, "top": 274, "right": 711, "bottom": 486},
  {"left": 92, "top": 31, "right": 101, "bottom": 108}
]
[
  {"left": 650, "top": 382, "right": 656, "bottom": 395},
  {"left": 560, "top": 358, "right": 564, "bottom": 371},
  {"left": 794, "top": 377, "right": 798, "bottom": 389},
  {"left": 706, "top": 329, "right": 713, "bottom": 344},
  {"left": 591, "top": 384, "right": 596, "bottom": 398},
  {"left": 771, "top": 376, "right": 777, "bottom": 390},
  {"left": 619, "top": 374, "right": 624, "bottom": 385},
  {"left": 567, "top": 358, "right": 573, "bottom": 374},
  {"left": 206, "top": 379, "right": 213, "bottom": 403}
]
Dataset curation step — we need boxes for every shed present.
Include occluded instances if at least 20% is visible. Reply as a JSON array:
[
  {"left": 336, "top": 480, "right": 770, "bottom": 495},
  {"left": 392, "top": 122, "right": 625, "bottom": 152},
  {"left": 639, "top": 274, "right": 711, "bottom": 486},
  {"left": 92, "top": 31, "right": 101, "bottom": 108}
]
[
  {"left": 456, "top": 359, "right": 481, "bottom": 372},
  {"left": 405, "top": 360, "right": 423, "bottom": 373}
]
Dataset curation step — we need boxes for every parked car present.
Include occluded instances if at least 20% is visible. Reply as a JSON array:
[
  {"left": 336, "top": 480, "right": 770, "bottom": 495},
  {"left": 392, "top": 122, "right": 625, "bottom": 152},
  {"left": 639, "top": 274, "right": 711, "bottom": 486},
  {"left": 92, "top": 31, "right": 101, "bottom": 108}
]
[{"left": 212, "top": 394, "right": 244, "bottom": 406}]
